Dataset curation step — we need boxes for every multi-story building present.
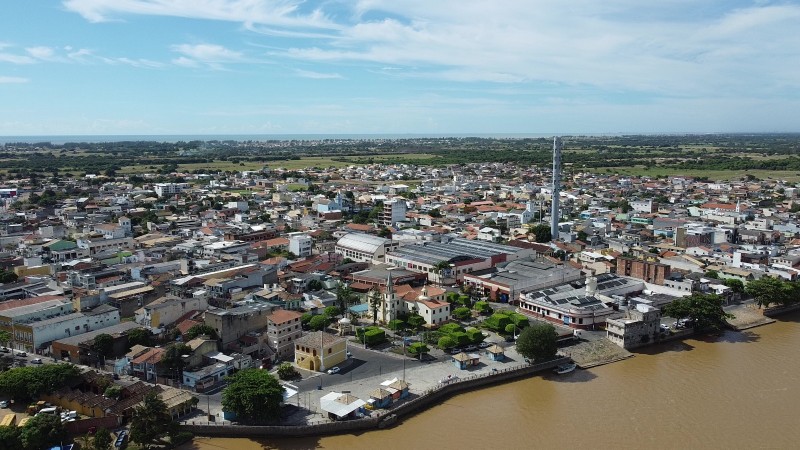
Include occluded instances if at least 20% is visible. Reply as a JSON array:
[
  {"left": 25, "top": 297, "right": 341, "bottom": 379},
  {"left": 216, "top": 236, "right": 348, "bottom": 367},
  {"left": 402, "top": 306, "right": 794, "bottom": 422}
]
[
  {"left": 294, "top": 331, "right": 346, "bottom": 372},
  {"left": 134, "top": 296, "right": 209, "bottom": 331},
  {"left": 606, "top": 303, "right": 663, "bottom": 349},
  {"left": 153, "top": 182, "right": 190, "bottom": 198},
  {"left": 204, "top": 302, "right": 277, "bottom": 348},
  {"left": 616, "top": 256, "right": 671, "bottom": 285},
  {"left": 380, "top": 198, "right": 407, "bottom": 227},
  {"left": 288, "top": 232, "right": 313, "bottom": 258},
  {"left": 266, "top": 309, "right": 303, "bottom": 359},
  {"left": 11, "top": 304, "right": 120, "bottom": 353}
]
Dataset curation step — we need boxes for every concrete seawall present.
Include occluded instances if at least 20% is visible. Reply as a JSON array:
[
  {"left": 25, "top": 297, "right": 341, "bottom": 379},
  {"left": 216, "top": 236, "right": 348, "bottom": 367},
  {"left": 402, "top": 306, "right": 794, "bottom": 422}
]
[{"left": 181, "top": 357, "right": 569, "bottom": 438}]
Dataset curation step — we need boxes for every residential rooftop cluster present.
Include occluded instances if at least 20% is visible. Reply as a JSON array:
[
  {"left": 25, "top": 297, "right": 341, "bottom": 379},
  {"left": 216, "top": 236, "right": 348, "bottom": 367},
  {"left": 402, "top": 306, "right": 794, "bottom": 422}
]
[{"left": 1, "top": 150, "right": 800, "bottom": 423}]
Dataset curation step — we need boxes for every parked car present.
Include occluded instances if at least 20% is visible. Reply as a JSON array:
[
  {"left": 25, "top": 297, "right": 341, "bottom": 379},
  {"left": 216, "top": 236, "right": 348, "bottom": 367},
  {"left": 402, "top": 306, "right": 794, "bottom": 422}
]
[
  {"left": 0, "top": 400, "right": 8, "bottom": 408},
  {"left": 660, "top": 324, "right": 670, "bottom": 332},
  {"left": 327, "top": 366, "right": 340, "bottom": 375},
  {"left": 15, "top": 351, "right": 27, "bottom": 357},
  {"left": 0, "top": 347, "right": 9, "bottom": 353},
  {"left": 464, "top": 345, "right": 478, "bottom": 352},
  {"left": 449, "top": 348, "right": 462, "bottom": 355},
  {"left": 31, "top": 358, "right": 43, "bottom": 364},
  {"left": 478, "top": 342, "right": 491, "bottom": 349}
]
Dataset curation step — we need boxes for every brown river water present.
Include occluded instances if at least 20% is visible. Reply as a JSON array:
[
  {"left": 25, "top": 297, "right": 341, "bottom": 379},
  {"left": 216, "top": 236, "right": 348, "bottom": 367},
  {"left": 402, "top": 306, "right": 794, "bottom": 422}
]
[{"left": 182, "top": 312, "right": 800, "bottom": 450}]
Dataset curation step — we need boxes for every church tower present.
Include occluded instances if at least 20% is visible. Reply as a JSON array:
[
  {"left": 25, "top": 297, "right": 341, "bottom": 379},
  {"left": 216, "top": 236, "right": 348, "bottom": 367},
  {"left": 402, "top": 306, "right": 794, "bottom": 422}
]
[{"left": 380, "top": 270, "right": 397, "bottom": 323}]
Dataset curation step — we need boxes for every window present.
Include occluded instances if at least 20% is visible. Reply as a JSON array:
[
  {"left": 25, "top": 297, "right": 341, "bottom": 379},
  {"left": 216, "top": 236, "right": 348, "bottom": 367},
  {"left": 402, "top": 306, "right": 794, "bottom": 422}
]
[{"left": 327, "top": 348, "right": 332, "bottom": 354}]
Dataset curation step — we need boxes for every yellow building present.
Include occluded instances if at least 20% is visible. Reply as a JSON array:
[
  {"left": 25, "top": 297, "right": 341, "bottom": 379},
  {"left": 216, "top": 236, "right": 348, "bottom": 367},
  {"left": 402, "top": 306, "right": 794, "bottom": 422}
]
[{"left": 294, "top": 331, "right": 346, "bottom": 372}]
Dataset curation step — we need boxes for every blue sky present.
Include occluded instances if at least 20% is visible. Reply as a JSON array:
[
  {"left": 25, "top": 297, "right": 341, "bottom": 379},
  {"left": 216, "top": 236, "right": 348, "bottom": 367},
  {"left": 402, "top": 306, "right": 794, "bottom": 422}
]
[{"left": 1, "top": 0, "right": 799, "bottom": 135}]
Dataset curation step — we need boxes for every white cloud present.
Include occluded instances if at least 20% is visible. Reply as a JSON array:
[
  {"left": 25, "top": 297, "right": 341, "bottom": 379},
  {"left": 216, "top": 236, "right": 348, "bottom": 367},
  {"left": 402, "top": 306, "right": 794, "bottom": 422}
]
[
  {"left": 26, "top": 46, "right": 57, "bottom": 60},
  {"left": 62, "top": 0, "right": 339, "bottom": 29},
  {"left": 172, "top": 43, "right": 244, "bottom": 62},
  {"left": 0, "top": 76, "right": 29, "bottom": 83},
  {"left": 294, "top": 69, "right": 342, "bottom": 79}
]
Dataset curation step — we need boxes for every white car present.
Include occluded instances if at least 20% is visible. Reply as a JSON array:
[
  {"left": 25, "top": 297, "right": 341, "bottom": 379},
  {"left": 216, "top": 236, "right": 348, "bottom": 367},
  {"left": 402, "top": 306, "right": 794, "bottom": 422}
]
[
  {"left": 327, "top": 366, "right": 340, "bottom": 374},
  {"left": 0, "top": 400, "right": 8, "bottom": 408},
  {"left": 32, "top": 358, "right": 43, "bottom": 364}
]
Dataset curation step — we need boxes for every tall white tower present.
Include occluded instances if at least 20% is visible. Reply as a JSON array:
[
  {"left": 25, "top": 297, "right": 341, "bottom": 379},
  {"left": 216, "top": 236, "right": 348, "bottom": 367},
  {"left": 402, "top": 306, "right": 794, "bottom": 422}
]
[{"left": 551, "top": 136, "right": 563, "bottom": 241}]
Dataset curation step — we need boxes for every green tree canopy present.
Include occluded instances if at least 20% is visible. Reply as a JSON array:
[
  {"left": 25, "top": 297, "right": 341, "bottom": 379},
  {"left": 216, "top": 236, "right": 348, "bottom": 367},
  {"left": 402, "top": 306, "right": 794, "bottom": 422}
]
[
  {"left": 438, "top": 336, "right": 457, "bottom": 349},
  {"left": 185, "top": 324, "right": 219, "bottom": 340},
  {"left": 663, "top": 293, "right": 733, "bottom": 332},
  {"left": 516, "top": 323, "right": 558, "bottom": 362},
  {"left": 222, "top": 369, "right": 285, "bottom": 423},
  {"left": 0, "top": 425, "right": 23, "bottom": 450},
  {"left": 745, "top": 276, "right": 794, "bottom": 308},
  {"left": 407, "top": 314, "right": 426, "bottom": 331},
  {"left": 722, "top": 278, "right": 745, "bottom": 294},
  {"left": 161, "top": 343, "right": 192, "bottom": 378},
  {"left": 0, "top": 330, "right": 10, "bottom": 346},
  {"left": 0, "top": 364, "right": 80, "bottom": 402},
  {"left": 19, "top": 413, "right": 67, "bottom": 450},
  {"left": 91, "top": 333, "right": 114, "bottom": 358},
  {"left": 308, "top": 315, "right": 329, "bottom": 331},
  {"left": 529, "top": 223, "right": 552, "bottom": 243},
  {"left": 277, "top": 362, "right": 299, "bottom": 380},
  {"left": 324, "top": 305, "right": 342, "bottom": 318},
  {"left": 407, "top": 342, "right": 430, "bottom": 359},
  {"left": 126, "top": 328, "right": 152, "bottom": 348},
  {"left": 130, "top": 391, "right": 173, "bottom": 450},
  {"left": 453, "top": 307, "right": 472, "bottom": 320},
  {"left": 474, "top": 301, "right": 493, "bottom": 315}
]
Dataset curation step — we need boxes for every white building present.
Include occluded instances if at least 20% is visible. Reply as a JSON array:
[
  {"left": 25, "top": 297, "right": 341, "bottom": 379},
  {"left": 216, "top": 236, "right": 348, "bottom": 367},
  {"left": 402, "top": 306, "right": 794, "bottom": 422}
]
[
  {"left": 335, "top": 233, "right": 397, "bottom": 263},
  {"left": 288, "top": 232, "right": 313, "bottom": 258},
  {"left": 266, "top": 309, "right": 304, "bottom": 359},
  {"left": 380, "top": 198, "right": 407, "bottom": 227},
  {"left": 154, "top": 183, "right": 190, "bottom": 198},
  {"left": 13, "top": 305, "right": 120, "bottom": 353}
]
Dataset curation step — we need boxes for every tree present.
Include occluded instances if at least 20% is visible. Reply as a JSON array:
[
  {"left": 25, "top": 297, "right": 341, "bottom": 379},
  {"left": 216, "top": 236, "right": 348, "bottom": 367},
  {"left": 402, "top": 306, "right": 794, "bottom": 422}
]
[
  {"left": 0, "top": 330, "right": 9, "bottom": 347},
  {"left": 529, "top": 223, "right": 552, "bottom": 243},
  {"left": 663, "top": 293, "right": 733, "bottom": 332},
  {"left": 438, "top": 336, "right": 457, "bottom": 349},
  {"left": 130, "top": 391, "right": 173, "bottom": 450},
  {"left": 745, "top": 276, "right": 793, "bottom": 308},
  {"left": 704, "top": 270, "right": 720, "bottom": 279},
  {"left": 19, "top": 413, "right": 67, "bottom": 450},
  {"left": 407, "top": 342, "right": 430, "bottom": 360},
  {"left": 277, "top": 362, "right": 300, "bottom": 380},
  {"left": 0, "top": 425, "right": 23, "bottom": 450},
  {"left": 86, "top": 427, "right": 113, "bottom": 450},
  {"left": 308, "top": 315, "right": 328, "bottom": 331},
  {"left": 474, "top": 301, "right": 493, "bottom": 315},
  {"left": 407, "top": 314, "right": 426, "bottom": 332},
  {"left": 324, "top": 305, "right": 342, "bottom": 319},
  {"left": 453, "top": 307, "right": 472, "bottom": 320},
  {"left": 0, "top": 269, "right": 18, "bottom": 284},
  {"left": 307, "top": 279, "right": 323, "bottom": 291},
  {"left": 185, "top": 324, "right": 219, "bottom": 340},
  {"left": 434, "top": 260, "right": 451, "bottom": 282},
  {"left": 91, "top": 333, "right": 114, "bottom": 358},
  {"left": 335, "top": 283, "right": 356, "bottom": 315},
  {"left": 222, "top": 369, "right": 285, "bottom": 423},
  {"left": 126, "top": 328, "right": 152, "bottom": 348},
  {"left": 368, "top": 289, "right": 381, "bottom": 325},
  {"left": 516, "top": 323, "right": 558, "bottom": 362},
  {"left": 388, "top": 319, "right": 406, "bottom": 331},
  {"left": 0, "top": 364, "right": 80, "bottom": 401},
  {"left": 577, "top": 230, "right": 588, "bottom": 241},
  {"left": 428, "top": 208, "right": 442, "bottom": 218},
  {"left": 722, "top": 278, "right": 745, "bottom": 294},
  {"left": 161, "top": 343, "right": 192, "bottom": 380}
]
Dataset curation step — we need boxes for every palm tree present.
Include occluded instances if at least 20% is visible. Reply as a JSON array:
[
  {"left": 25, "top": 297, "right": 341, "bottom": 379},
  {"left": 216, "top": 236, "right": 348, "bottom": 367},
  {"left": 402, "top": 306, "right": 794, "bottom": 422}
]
[
  {"left": 336, "top": 282, "right": 355, "bottom": 318},
  {"left": 433, "top": 260, "right": 451, "bottom": 285},
  {"left": 368, "top": 288, "right": 381, "bottom": 325}
]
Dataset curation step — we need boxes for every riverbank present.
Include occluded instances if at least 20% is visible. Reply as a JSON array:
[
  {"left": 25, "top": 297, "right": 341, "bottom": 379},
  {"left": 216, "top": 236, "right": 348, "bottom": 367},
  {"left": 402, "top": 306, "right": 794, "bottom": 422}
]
[{"left": 182, "top": 347, "right": 569, "bottom": 437}]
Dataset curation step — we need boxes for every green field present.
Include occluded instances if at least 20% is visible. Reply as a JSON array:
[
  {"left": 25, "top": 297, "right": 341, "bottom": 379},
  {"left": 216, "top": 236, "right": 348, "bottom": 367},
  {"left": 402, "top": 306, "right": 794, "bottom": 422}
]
[{"left": 592, "top": 166, "right": 800, "bottom": 182}]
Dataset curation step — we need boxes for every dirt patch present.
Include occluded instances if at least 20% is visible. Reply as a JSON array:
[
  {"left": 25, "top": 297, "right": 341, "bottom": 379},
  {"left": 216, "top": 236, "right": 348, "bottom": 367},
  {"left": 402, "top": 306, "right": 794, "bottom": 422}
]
[{"left": 561, "top": 339, "right": 632, "bottom": 368}]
